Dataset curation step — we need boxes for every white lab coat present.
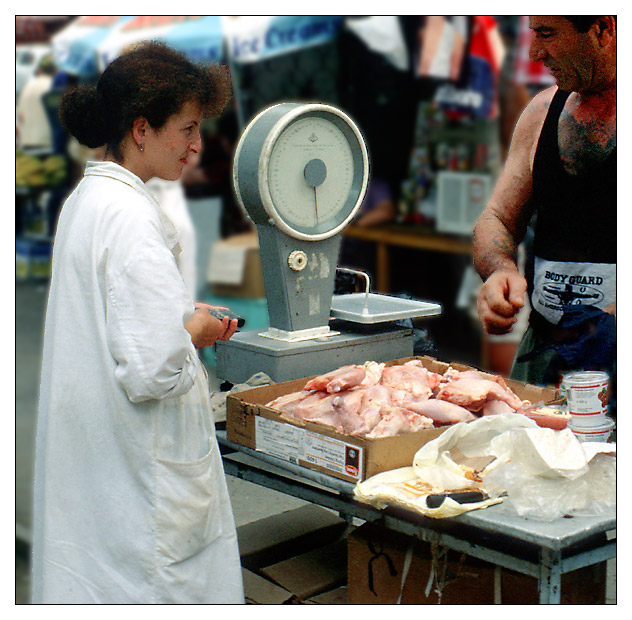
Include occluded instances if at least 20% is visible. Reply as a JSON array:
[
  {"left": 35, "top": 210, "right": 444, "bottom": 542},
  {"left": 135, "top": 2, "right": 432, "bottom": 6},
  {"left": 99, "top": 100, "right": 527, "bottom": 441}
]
[
  {"left": 146, "top": 178, "right": 197, "bottom": 299},
  {"left": 31, "top": 161, "right": 244, "bottom": 604}
]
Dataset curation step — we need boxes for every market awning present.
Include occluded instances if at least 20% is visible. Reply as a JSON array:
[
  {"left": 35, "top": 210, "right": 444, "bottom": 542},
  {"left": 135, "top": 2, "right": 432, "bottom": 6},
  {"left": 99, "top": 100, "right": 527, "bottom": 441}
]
[
  {"left": 97, "top": 16, "right": 224, "bottom": 71},
  {"left": 222, "top": 16, "right": 343, "bottom": 64},
  {"left": 51, "top": 16, "right": 134, "bottom": 78},
  {"left": 51, "top": 16, "right": 347, "bottom": 78},
  {"left": 16, "top": 16, "right": 74, "bottom": 45}
]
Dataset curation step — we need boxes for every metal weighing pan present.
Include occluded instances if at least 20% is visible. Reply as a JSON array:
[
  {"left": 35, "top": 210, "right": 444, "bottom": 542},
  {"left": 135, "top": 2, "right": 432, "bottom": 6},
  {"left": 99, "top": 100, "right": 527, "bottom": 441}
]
[{"left": 330, "top": 293, "right": 442, "bottom": 324}]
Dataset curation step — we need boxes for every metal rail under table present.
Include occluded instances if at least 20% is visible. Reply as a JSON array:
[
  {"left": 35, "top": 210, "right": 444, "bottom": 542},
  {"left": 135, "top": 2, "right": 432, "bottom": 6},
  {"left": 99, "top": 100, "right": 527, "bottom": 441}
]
[{"left": 217, "top": 431, "right": 616, "bottom": 604}]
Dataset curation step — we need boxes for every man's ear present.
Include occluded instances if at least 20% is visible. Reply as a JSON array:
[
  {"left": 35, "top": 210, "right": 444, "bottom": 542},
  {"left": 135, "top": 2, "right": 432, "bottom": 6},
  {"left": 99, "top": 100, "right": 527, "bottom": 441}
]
[
  {"left": 594, "top": 16, "right": 616, "bottom": 48},
  {"left": 131, "top": 117, "right": 149, "bottom": 148}
]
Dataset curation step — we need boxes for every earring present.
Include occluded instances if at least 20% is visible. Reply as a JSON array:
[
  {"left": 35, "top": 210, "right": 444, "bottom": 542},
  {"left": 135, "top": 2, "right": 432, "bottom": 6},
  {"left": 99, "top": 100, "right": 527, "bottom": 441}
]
[{"left": 139, "top": 143, "right": 144, "bottom": 152}]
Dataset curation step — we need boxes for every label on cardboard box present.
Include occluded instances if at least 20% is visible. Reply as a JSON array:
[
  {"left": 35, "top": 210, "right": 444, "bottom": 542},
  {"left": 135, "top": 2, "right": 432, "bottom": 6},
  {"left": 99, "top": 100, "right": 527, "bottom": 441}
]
[
  {"left": 256, "top": 416, "right": 303, "bottom": 463},
  {"left": 255, "top": 417, "right": 363, "bottom": 480}
]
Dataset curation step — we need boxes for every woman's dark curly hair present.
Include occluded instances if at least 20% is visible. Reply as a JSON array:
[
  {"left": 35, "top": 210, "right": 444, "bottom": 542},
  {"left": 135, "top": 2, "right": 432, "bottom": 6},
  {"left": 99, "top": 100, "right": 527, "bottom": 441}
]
[{"left": 59, "top": 41, "right": 232, "bottom": 160}]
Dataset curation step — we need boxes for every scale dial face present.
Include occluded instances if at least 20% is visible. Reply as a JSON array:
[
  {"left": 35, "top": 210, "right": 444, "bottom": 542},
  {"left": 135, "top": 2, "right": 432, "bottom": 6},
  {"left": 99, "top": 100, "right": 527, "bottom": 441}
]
[
  {"left": 267, "top": 116, "right": 353, "bottom": 232},
  {"left": 235, "top": 104, "right": 368, "bottom": 241}
]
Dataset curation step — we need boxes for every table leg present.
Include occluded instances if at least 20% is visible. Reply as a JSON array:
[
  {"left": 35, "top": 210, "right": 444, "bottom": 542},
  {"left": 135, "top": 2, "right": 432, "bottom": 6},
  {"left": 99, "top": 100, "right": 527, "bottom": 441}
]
[
  {"left": 539, "top": 548, "right": 562, "bottom": 604},
  {"left": 376, "top": 242, "right": 389, "bottom": 293}
]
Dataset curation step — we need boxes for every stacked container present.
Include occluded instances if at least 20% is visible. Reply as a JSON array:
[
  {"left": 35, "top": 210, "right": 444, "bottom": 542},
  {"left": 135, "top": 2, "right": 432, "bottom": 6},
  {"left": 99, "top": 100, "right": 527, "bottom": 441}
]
[{"left": 563, "top": 371, "right": 615, "bottom": 442}]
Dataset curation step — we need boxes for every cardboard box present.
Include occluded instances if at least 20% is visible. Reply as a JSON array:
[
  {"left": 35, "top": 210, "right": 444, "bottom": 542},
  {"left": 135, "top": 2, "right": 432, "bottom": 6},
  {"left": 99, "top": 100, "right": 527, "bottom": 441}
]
[
  {"left": 304, "top": 586, "right": 348, "bottom": 605},
  {"left": 237, "top": 505, "right": 349, "bottom": 571},
  {"left": 226, "top": 356, "right": 559, "bottom": 483},
  {"left": 260, "top": 539, "right": 348, "bottom": 602},
  {"left": 207, "top": 232, "right": 265, "bottom": 298},
  {"left": 242, "top": 568, "right": 295, "bottom": 604},
  {"left": 347, "top": 522, "right": 606, "bottom": 605}
]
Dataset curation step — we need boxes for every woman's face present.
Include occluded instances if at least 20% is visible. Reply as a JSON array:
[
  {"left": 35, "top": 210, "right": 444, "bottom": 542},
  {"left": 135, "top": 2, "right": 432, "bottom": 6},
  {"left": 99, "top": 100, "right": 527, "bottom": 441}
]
[{"left": 144, "top": 100, "right": 203, "bottom": 181}]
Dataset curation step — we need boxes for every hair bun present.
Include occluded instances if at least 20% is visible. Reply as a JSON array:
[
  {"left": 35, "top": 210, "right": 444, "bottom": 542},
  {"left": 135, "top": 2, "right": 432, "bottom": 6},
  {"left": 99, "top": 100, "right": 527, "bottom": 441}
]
[{"left": 59, "top": 84, "right": 110, "bottom": 148}]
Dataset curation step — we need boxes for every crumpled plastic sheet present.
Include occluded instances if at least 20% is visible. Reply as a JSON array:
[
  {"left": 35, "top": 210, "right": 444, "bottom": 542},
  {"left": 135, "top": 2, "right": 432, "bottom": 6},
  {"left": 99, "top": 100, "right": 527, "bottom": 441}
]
[
  {"left": 411, "top": 413, "right": 536, "bottom": 490},
  {"left": 209, "top": 372, "right": 273, "bottom": 423},
  {"left": 354, "top": 413, "right": 616, "bottom": 521},
  {"left": 482, "top": 427, "right": 616, "bottom": 521}
]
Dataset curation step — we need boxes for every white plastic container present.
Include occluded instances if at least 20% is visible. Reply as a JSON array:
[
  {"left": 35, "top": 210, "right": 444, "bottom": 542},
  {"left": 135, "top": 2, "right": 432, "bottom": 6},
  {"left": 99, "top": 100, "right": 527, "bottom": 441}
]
[
  {"left": 563, "top": 371, "right": 610, "bottom": 428},
  {"left": 568, "top": 417, "right": 615, "bottom": 443}
]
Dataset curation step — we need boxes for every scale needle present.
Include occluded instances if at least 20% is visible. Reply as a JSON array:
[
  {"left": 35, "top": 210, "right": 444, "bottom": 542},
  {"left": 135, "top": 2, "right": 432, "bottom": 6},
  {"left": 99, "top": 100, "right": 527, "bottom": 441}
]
[{"left": 313, "top": 187, "right": 319, "bottom": 224}]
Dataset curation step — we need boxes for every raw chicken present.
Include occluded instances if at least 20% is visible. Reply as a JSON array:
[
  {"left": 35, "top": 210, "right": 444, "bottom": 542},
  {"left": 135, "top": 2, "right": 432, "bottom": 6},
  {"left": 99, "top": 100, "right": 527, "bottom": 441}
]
[
  {"left": 436, "top": 378, "right": 524, "bottom": 412},
  {"left": 381, "top": 363, "right": 435, "bottom": 399},
  {"left": 442, "top": 367, "right": 524, "bottom": 402},
  {"left": 365, "top": 407, "right": 434, "bottom": 438},
  {"left": 303, "top": 364, "right": 366, "bottom": 393},
  {"left": 266, "top": 390, "right": 311, "bottom": 416},
  {"left": 359, "top": 384, "right": 392, "bottom": 413},
  {"left": 338, "top": 393, "right": 383, "bottom": 436},
  {"left": 481, "top": 399, "right": 516, "bottom": 416},
  {"left": 398, "top": 397, "right": 477, "bottom": 425},
  {"left": 346, "top": 385, "right": 392, "bottom": 436},
  {"left": 265, "top": 359, "right": 534, "bottom": 439},
  {"left": 290, "top": 392, "right": 343, "bottom": 430},
  {"left": 404, "top": 360, "right": 443, "bottom": 392},
  {"left": 360, "top": 362, "right": 385, "bottom": 387}
]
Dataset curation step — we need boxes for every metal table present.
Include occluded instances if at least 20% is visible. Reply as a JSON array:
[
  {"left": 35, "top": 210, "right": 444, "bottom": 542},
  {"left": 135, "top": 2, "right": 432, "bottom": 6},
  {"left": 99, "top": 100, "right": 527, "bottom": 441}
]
[{"left": 217, "top": 430, "right": 616, "bottom": 604}]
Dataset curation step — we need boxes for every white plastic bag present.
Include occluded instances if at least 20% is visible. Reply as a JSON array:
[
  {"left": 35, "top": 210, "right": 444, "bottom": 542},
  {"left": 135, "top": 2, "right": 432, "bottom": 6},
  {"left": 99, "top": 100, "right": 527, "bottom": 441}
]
[
  {"left": 482, "top": 427, "right": 616, "bottom": 521},
  {"left": 412, "top": 413, "right": 536, "bottom": 489}
]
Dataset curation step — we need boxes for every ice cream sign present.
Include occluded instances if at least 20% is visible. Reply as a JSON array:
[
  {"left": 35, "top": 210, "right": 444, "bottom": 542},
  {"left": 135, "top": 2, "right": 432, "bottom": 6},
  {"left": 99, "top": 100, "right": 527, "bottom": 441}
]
[{"left": 224, "top": 16, "right": 342, "bottom": 63}]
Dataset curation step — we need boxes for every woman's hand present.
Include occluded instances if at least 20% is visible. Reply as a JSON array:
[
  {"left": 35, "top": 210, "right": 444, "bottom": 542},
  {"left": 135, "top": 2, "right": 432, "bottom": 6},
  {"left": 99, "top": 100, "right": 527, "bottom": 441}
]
[{"left": 185, "top": 303, "right": 239, "bottom": 349}]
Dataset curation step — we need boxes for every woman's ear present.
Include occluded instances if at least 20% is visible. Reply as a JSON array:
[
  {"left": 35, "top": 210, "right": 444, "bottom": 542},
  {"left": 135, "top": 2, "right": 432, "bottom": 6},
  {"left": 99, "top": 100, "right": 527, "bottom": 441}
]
[{"left": 131, "top": 117, "right": 149, "bottom": 150}]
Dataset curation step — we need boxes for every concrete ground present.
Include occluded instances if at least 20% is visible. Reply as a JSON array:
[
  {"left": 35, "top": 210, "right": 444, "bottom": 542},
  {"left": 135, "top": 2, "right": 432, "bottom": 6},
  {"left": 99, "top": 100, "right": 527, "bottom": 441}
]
[{"left": 15, "top": 280, "right": 616, "bottom": 604}]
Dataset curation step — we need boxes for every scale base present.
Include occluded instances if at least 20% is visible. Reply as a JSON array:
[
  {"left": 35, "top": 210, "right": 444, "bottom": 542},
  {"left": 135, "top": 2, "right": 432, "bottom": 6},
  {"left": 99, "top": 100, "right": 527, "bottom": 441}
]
[{"left": 216, "top": 325, "right": 414, "bottom": 385}]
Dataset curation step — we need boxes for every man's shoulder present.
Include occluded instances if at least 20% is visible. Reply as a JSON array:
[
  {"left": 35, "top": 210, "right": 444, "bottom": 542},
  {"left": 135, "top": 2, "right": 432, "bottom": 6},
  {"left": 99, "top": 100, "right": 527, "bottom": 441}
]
[
  {"left": 509, "top": 87, "right": 557, "bottom": 156},
  {"left": 523, "top": 87, "right": 557, "bottom": 125}
]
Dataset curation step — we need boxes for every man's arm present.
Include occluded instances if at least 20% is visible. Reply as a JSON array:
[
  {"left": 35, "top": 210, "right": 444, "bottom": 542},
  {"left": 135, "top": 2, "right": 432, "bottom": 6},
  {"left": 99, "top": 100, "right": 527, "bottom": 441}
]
[{"left": 473, "top": 87, "right": 554, "bottom": 334}]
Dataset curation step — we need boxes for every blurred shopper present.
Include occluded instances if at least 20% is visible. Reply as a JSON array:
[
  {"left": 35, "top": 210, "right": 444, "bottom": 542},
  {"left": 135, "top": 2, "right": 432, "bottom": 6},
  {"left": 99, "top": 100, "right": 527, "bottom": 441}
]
[
  {"left": 32, "top": 42, "right": 244, "bottom": 604},
  {"left": 16, "top": 54, "right": 56, "bottom": 150},
  {"left": 473, "top": 16, "right": 616, "bottom": 386}
]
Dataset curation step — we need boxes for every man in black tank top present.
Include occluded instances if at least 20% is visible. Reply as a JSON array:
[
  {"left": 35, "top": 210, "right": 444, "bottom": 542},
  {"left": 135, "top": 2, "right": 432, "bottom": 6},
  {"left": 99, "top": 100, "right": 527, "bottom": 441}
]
[{"left": 472, "top": 16, "right": 616, "bottom": 387}]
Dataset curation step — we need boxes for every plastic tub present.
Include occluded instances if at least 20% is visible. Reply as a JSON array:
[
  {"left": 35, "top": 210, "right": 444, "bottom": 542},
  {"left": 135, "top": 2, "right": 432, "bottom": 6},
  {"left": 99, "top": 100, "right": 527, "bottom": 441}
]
[
  {"left": 568, "top": 417, "right": 615, "bottom": 443},
  {"left": 563, "top": 371, "right": 610, "bottom": 428}
]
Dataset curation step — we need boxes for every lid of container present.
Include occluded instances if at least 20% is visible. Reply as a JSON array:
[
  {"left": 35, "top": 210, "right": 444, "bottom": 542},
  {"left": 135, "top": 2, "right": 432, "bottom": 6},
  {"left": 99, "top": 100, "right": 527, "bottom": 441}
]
[
  {"left": 562, "top": 371, "right": 609, "bottom": 386},
  {"left": 568, "top": 417, "right": 615, "bottom": 434}
]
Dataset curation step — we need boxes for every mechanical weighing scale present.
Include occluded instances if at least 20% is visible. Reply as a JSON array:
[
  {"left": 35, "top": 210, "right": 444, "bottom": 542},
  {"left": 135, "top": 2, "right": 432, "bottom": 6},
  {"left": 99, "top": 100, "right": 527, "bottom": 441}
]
[{"left": 216, "top": 103, "right": 441, "bottom": 384}]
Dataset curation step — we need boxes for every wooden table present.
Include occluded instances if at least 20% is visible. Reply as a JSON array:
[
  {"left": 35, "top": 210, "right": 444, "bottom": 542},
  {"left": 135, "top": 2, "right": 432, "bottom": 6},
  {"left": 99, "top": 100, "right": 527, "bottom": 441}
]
[{"left": 343, "top": 224, "right": 473, "bottom": 293}]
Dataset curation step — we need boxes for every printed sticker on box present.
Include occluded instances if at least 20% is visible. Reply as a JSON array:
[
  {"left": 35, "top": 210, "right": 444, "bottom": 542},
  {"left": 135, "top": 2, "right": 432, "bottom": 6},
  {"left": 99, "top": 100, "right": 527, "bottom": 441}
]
[
  {"left": 303, "top": 432, "right": 363, "bottom": 479},
  {"left": 255, "top": 417, "right": 303, "bottom": 464},
  {"left": 255, "top": 417, "right": 363, "bottom": 480}
]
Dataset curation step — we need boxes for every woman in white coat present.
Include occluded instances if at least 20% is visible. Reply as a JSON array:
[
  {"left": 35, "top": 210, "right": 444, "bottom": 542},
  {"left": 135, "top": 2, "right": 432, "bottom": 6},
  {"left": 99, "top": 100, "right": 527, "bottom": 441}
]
[{"left": 31, "top": 42, "right": 244, "bottom": 604}]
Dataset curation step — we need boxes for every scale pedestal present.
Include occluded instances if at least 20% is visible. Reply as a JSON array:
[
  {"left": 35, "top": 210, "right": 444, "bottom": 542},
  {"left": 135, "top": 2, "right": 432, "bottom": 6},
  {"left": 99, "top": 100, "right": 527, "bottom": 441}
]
[{"left": 216, "top": 323, "right": 414, "bottom": 384}]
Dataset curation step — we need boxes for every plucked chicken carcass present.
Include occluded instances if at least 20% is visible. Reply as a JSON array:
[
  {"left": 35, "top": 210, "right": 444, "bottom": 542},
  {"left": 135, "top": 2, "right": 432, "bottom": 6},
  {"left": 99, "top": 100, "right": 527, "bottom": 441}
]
[
  {"left": 266, "top": 361, "right": 484, "bottom": 438},
  {"left": 380, "top": 360, "right": 441, "bottom": 399},
  {"left": 435, "top": 377, "right": 526, "bottom": 412},
  {"left": 265, "top": 360, "right": 561, "bottom": 439}
]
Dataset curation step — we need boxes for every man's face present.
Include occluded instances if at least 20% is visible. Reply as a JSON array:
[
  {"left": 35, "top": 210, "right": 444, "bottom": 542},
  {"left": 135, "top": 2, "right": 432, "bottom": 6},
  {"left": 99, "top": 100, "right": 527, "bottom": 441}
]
[{"left": 529, "top": 16, "right": 599, "bottom": 93}]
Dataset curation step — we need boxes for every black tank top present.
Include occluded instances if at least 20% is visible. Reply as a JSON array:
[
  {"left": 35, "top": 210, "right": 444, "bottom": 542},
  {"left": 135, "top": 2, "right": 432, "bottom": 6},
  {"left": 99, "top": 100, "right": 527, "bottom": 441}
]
[{"left": 528, "top": 88, "right": 616, "bottom": 326}]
